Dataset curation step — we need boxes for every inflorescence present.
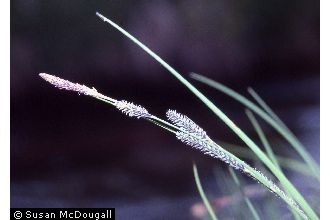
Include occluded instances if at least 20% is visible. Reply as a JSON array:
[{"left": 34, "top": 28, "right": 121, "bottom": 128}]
[
  {"left": 166, "top": 110, "right": 245, "bottom": 171},
  {"left": 114, "top": 100, "right": 151, "bottom": 119},
  {"left": 39, "top": 73, "right": 307, "bottom": 219},
  {"left": 39, "top": 73, "right": 100, "bottom": 97},
  {"left": 39, "top": 73, "right": 151, "bottom": 119}
]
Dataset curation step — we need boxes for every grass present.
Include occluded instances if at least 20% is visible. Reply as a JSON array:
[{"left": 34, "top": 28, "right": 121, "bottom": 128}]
[{"left": 39, "top": 12, "right": 319, "bottom": 220}]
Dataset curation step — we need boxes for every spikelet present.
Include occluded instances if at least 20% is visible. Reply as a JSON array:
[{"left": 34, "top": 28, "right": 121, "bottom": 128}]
[
  {"left": 166, "top": 110, "right": 245, "bottom": 170},
  {"left": 177, "top": 132, "right": 245, "bottom": 170},
  {"left": 115, "top": 100, "right": 151, "bottom": 119},
  {"left": 166, "top": 110, "right": 208, "bottom": 139},
  {"left": 39, "top": 73, "right": 100, "bottom": 98}
]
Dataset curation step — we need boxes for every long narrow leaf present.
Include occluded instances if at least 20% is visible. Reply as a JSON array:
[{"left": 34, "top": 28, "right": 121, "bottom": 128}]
[
  {"left": 193, "top": 164, "right": 218, "bottom": 220},
  {"left": 247, "top": 87, "right": 288, "bottom": 131}
]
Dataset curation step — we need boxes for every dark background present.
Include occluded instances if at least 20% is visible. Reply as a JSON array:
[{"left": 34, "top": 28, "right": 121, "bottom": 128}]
[{"left": 11, "top": 0, "right": 319, "bottom": 219}]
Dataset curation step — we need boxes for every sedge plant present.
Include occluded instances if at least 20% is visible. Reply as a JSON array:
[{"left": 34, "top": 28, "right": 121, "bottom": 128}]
[
  {"left": 40, "top": 73, "right": 308, "bottom": 219},
  {"left": 95, "top": 12, "right": 318, "bottom": 219},
  {"left": 39, "top": 11, "right": 319, "bottom": 219}
]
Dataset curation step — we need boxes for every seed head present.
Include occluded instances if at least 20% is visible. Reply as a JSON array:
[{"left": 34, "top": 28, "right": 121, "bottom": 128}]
[
  {"left": 167, "top": 110, "right": 245, "bottom": 170},
  {"left": 166, "top": 110, "right": 208, "bottom": 139},
  {"left": 39, "top": 73, "right": 100, "bottom": 97},
  {"left": 177, "top": 131, "right": 245, "bottom": 170},
  {"left": 115, "top": 100, "right": 151, "bottom": 119}
]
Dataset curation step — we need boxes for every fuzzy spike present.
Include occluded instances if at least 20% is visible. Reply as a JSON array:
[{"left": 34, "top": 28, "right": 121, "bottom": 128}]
[
  {"left": 39, "top": 73, "right": 100, "bottom": 97},
  {"left": 166, "top": 109, "right": 208, "bottom": 139},
  {"left": 115, "top": 100, "right": 151, "bottom": 119},
  {"left": 176, "top": 131, "right": 245, "bottom": 171}
]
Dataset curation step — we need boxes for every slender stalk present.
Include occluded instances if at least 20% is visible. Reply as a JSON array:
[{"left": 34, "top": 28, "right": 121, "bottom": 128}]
[
  {"left": 247, "top": 87, "right": 289, "bottom": 131},
  {"left": 147, "top": 118, "right": 177, "bottom": 134},
  {"left": 193, "top": 163, "right": 218, "bottom": 220}
]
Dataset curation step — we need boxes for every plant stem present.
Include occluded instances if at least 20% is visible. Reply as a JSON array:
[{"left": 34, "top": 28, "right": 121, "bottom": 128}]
[{"left": 193, "top": 163, "right": 218, "bottom": 220}]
